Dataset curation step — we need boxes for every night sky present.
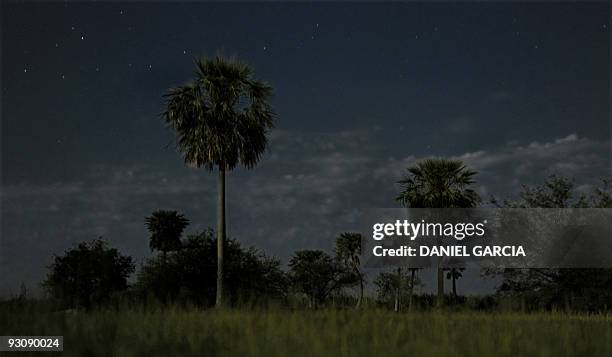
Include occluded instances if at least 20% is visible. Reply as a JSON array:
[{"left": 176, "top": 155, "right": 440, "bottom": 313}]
[{"left": 1, "top": 1, "right": 610, "bottom": 296}]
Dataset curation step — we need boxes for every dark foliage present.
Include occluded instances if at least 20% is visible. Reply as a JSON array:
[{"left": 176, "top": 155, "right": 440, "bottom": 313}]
[
  {"left": 335, "top": 232, "right": 364, "bottom": 307},
  {"left": 43, "top": 239, "right": 135, "bottom": 309},
  {"left": 396, "top": 158, "right": 480, "bottom": 208},
  {"left": 163, "top": 56, "right": 274, "bottom": 171},
  {"left": 289, "top": 250, "right": 358, "bottom": 308},
  {"left": 145, "top": 210, "right": 189, "bottom": 257},
  {"left": 491, "top": 175, "right": 611, "bottom": 209},
  {"left": 445, "top": 267, "right": 466, "bottom": 297},
  {"left": 136, "top": 229, "right": 287, "bottom": 306},
  {"left": 492, "top": 175, "right": 612, "bottom": 311}
]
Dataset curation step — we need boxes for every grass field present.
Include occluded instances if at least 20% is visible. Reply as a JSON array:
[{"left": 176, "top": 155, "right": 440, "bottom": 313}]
[{"left": 2, "top": 306, "right": 611, "bottom": 356}]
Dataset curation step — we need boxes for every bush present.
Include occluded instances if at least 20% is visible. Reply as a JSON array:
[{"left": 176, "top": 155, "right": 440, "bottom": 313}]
[
  {"left": 136, "top": 230, "right": 288, "bottom": 307},
  {"left": 43, "top": 239, "right": 135, "bottom": 309}
]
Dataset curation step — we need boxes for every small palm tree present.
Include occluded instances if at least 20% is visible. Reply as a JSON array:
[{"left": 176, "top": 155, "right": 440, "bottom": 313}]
[
  {"left": 163, "top": 56, "right": 274, "bottom": 307},
  {"left": 445, "top": 267, "right": 465, "bottom": 297},
  {"left": 395, "top": 158, "right": 480, "bottom": 307},
  {"left": 145, "top": 210, "right": 190, "bottom": 262},
  {"left": 335, "top": 232, "right": 364, "bottom": 308}
]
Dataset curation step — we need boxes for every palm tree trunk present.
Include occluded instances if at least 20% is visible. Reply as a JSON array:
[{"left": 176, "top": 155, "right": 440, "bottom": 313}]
[
  {"left": 394, "top": 267, "right": 401, "bottom": 312},
  {"left": 436, "top": 262, "right": 444, "bottom": 307},
  {"left": 408, "top": 268, "right": 416, "bottom": 312},
  {"left": 356, "top": 270, "right": 363, "bottom": 308},
  {"left": 452, "top": 269, "right": 457, "bottom": 297},
  {"left": 215, "top": 167, "right": 226, "bottom": 308}
]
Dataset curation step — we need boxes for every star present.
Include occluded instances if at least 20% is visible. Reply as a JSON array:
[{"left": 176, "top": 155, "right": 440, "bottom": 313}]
[
  {"left": 81, "top": 35, "right": 85, "bottom": 40},
  {"left": 23, "top": 68, "right": 28, "bottom": 73},
  {"left": 263, "top": 45, "right": 267, "bottom": 51}
]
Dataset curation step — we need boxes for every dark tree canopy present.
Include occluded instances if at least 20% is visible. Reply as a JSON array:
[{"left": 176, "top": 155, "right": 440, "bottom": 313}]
[
  {"left": 145, "top": 210, "right": 189, "bottom": 255},
  {"left": 335, "top": 232, "right": 362, "bottom": 268},
  {"left": 396, "top": 158, "right": 480, "bottom": 208},
  {"left": 43, "top": 239, "right": 135, "bottom": 309},
  {"left": 289, "top": 250, "right": 357, "bottom": 307},
  {"left": 136, "top": 230, "right": 287, "bottom": 306},
  {"left": 492, "top": 175, "right": 612, "bottom": 209},
  {"left": 163, "top": 56, "right": 275, "bottom": 171},
  {"left": 492, "top": 175, "right": 612, "bottom": 311}
]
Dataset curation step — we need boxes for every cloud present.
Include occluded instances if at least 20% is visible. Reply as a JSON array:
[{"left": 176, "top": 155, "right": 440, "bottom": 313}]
[
  {"left": 455, "top": 134, "right": 608, "bottom": 178},
  {"left": 1, "top": 130, "right": 610, "bottom": 296},
  {"left": 376, "top": 133, "right": 610, "bottom": 198}
]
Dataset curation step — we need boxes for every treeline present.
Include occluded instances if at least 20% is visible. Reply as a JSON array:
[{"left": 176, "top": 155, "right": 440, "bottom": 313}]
[
  {"left": 40, "top": 229, "right": 362, "bottom": 310},
  {"left": 31, "top": 170, "right": 612, "bottom": 313}
]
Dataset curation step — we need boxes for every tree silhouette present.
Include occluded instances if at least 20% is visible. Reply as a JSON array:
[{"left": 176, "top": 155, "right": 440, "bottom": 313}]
[
  {"left": 289, "top": 250, "right": 356, "bottom": 308},
  {"left": 491, "top": 175, "right": 612, "bottom": 312},
  {"left": 374, "top": 268, "right": 422, "bottom": 312},
  {"left": 445, "top": 267, "right": 465, "bottom": 297},
  {"left": 335, "top": 232, "right": 364, "bottom": 308},
  {"left": 145, "top": 210, "right": 189, "bottom": 262},
  {"left": 137, "top": 230, "right": 287, "bottom": 306},
  {"left": 163, "top": 56, "right": 274, "bottom": 307},
  {"left": 396, "top": 158, "right": 480, "bottom": 307},
  {"left": 43, "top": 239, "right": 134, "bottom": 309}
]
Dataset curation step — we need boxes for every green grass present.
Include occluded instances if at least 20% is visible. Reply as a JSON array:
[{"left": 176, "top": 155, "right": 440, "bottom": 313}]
[{"left": 2, "top": 306, "right": 611, "bottom": 356}]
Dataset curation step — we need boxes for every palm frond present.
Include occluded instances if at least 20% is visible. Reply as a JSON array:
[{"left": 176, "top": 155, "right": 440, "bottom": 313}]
[{"left": 163, "top": 56, "right": 275, "bottom": 170}]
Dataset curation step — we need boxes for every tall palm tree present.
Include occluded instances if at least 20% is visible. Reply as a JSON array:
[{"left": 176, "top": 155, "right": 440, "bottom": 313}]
[
  {"left": 145, "top": 210, "right": 190, "bottom": 262},
  {"left": 335, "top": 232, "right": 364, "bottom": 308},
  {"left": 163, "top": 56, "right": 274, "bottom": 307},
  {"left": 395, "top": 158, "right": 480, "bottom": 307}
]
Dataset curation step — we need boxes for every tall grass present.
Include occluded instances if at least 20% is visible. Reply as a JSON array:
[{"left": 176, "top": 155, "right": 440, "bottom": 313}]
[{"left": 2, "top": 304, "right": 611, "bottom": 356}]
